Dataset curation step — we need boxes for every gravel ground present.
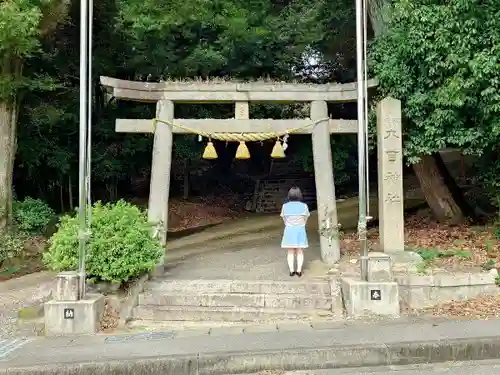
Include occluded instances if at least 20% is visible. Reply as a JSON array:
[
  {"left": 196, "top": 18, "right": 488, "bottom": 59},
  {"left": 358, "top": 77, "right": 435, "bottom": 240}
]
[{"left": 0, "top": 278, "right": 54, "bottom": 339}]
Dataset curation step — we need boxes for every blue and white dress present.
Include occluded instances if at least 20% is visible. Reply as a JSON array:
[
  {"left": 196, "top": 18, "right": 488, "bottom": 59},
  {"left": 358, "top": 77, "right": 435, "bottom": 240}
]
[{"left": 280, "top": 201, "right": 310, "bottom": 248}]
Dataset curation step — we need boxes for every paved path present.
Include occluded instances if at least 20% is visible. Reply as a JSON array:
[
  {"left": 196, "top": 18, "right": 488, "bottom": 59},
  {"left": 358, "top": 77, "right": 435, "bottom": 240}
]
[
  {"left": 163, "top": 192, "right": 425, "bottom": 281},
  {"left": 2, "top": 319, "right": 500, "bottom": 370}
]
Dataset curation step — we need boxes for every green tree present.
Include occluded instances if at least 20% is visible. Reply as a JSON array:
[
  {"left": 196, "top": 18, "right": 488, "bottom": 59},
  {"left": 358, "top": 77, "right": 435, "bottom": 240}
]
[
  {"left": 0, "top": 0, "right": 68, "bottom": 230},
  {"left": 116, "top": 0, "right": 324, "bottom": 80},
  {"left": 10, "top": 0, "right": 359, "bottom": 215},
  {"left": 370, "top": 0, "right": 500, "bottom": 222}
]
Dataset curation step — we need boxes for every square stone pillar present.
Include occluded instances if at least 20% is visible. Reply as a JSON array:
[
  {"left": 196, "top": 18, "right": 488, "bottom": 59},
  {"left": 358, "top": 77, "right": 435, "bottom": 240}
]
[
  {"left": 54, "top": 271, "right": 79, "bottom": 301},
  {"left": 148, "top": 99, "right": 174, "bottom": 270},
  {"left": 367, "top": 252, "right": 393, "bottom": 282},
  {"left": 377, "top": 97, "right": 404, "bottom": 252},
  {"left": 310, "top": 100, "right": 340, "bottom": 264}
]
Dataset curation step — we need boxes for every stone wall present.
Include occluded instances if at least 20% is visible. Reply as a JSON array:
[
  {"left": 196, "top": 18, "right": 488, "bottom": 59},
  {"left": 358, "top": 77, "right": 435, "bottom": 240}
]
[{"left": 395, "top": 271, "right": 500, "bottom": 310}]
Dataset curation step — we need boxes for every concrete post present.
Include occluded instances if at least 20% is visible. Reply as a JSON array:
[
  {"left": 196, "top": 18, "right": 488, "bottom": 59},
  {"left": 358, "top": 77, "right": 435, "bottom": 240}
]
[
  {"left": 310, "top": 100, "right": 340, "bottom": 264},
  {"left": 54, "top": 271, "right": 79, "bottom": 301},
  {"left": 148, "top": 100, "right": 174, "bottom": 269},
  {"left": 377, "top": 97, "right": 404, "bottom": 252}
]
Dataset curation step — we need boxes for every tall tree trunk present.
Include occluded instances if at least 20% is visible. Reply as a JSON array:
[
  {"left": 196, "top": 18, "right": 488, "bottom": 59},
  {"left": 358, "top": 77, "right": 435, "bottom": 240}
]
[
  {"left": 367, "top": 0, "right": 390, "bottom": 36},
  {"left": 367, "top": 0, "right": 466, "bottom": 224},
  {"left": 412, "top": 155, "right": 464, "bottom": 224},
  {"left": 0, "top": 98, "right": 19, "bottom": 231},
  {"left": 433, "top": 152, "right": 476, "bottom": 220},
  {"left": 68, "top": 175, "right": 74, "bottom": 211}
]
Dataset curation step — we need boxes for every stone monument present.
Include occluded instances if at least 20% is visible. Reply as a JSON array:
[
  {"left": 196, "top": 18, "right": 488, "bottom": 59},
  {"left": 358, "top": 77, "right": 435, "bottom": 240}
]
[{"left": 377, "top": 97, "right": 405, "bottom": 252}]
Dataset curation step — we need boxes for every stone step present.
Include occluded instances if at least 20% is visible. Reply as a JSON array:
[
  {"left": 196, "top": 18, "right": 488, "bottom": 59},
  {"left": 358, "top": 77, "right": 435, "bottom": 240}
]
[
  {"left": 126, "top": 318, "right": 339, "bottom": 332},
  {"left": 139, "top": 291, "right": 333, "bottom": 310},
  {"left": 133, "top": 305, "right": 337, "bottom": 322},
  {"left": 147, "top": 279, "right": 333, "bottom": 296},
  {"left": 125, "top": 319, "right": 344, "bottom": 337}
]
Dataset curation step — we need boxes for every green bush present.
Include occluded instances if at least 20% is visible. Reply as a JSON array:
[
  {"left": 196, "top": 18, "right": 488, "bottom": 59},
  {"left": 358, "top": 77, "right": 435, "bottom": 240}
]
[
  {"left": 43, "top": 200, "right": 163, "bottom": 284},
  {"left": 0, "top": 231, "right": 27, "bottom": 267},
  {"left": 13, "top": 198, "right": 55, "bottom": 235}
]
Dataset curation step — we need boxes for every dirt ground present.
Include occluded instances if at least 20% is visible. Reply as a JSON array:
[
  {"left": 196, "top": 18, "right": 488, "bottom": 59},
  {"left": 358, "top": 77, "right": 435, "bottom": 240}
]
[
  {"left": 167, "top": 195, "right": 245, "bottom": 232},
  {"left": 340, "top": 208, "right": 499, "bottom": 273}
]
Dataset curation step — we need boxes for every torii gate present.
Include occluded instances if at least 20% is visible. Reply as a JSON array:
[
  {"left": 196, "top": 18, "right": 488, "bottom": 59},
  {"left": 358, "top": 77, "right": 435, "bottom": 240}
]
[{"left": 100, "top": 76, "right": 405, "bottom": 270}]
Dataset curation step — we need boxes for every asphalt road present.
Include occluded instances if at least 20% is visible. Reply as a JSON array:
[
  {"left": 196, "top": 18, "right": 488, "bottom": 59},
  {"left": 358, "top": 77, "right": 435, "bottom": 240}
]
[{"left": 270, "top": 360, "right": 500, "bottom": 375}]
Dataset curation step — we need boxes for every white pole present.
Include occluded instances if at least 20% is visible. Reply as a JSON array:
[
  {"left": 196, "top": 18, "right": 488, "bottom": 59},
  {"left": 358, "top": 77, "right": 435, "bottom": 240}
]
[
  {"left": 363, "top": 0, "right": 371, "bottom": 220},
  {"left": 355, "top": 0, "right": 368, "bottom": 281},
  {"left": 78, "top": 0, "right": 90, "bottom": 299},
  {"left": 85, "top": 0, "right": 94, "bottom": 294}
]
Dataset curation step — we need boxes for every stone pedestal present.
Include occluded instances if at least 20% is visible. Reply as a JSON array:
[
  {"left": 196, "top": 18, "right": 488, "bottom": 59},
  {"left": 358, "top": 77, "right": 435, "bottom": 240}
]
[
  {"left": 341, "top": 277, "right": 400, "bottom": 318},
  {"left": 44, "top": 272, "right": 105, "bottom": 336},
  {"left": 44, "top": 293, "right": 105, "bottom": 336},
  {"left": 377, "top": 97, "right": 405, "bottom": 253}
]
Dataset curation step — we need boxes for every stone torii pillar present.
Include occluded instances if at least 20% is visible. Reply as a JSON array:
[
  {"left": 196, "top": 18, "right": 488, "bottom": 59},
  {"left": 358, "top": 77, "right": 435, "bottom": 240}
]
[
  {"left": 148, "top": 99, "right": 174, "bottom": 271},
  {"left": 310, "top": 100, "right": 340, "bottom": 264}
]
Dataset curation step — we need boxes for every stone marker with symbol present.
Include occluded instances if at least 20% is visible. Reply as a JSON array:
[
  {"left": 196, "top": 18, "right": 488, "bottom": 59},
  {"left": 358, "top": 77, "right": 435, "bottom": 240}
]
[
  {"left": 63, "top": 308, "right": 75, "bottom": 319},
  {"left": 370, "top": 289, "right": 382, "bottom": 301}
]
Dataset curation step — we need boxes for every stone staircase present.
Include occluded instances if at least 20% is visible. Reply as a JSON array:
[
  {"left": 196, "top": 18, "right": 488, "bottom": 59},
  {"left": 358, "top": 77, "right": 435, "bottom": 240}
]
[{"left": 130, "top": 278, "right": 344, "bottom": 326}]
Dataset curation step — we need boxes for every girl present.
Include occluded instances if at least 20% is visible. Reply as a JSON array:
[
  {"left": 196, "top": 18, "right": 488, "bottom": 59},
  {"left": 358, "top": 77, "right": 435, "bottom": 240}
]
[{"left": 280, "top": 186, "right": 310, "bottom": 277}]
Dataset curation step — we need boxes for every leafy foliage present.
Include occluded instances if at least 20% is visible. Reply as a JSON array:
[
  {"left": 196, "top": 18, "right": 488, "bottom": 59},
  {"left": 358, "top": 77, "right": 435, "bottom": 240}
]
[
  {"left": 43, "top": 200, "right": 163, "bottom": 283},
  {"left": 116, "top": 0, "right": 324, "bottom": 79},
  {"left": 0, "top": 231, "right": 27, "bottom": 267},
  {"left": 0, "top": 0, "right": 41, "bottom": 98},
  {"left": 371, "top": 0, "right": 500, "bottom": 164},
  {"left": 12, "top": 197, "right": 55, "bottom": 234},
  {"left": 476, "top": 149, "right": 500, "bottom": 209}
]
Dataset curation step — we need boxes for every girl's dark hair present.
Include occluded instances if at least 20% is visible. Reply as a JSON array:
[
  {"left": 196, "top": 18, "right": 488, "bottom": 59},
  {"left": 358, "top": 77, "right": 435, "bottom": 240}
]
[{"left": 287, "top": 186, "right": 303, "bottom": 202}]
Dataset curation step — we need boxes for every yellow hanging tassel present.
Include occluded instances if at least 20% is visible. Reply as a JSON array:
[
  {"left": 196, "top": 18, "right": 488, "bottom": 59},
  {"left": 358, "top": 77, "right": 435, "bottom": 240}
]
[
  {"left": 271, "top": 139, "right": 286, "bottom": 158},
  {"left": 202, "top": 141, "right": 218, "bottom": 159},
  {"left": 235, "top": 141, "right": 250, "bottom": 159}
]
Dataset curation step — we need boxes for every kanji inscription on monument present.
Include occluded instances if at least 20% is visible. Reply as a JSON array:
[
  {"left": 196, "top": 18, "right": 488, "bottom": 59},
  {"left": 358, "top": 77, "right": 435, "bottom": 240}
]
[
  {"left": 384, "top": 171, "right": 401, "bottom": 182},
  {"left": 385, "top": 193, "right": 401, "bottom": 203},
  {"left": 384, "top": 118, "right": 401, "bottom": 140},
  {"left": 386, "top": 150, "right": 399, "bottom": 163},
  {"left": 377, "top": 97, "right": 404, "bottom": 252}
]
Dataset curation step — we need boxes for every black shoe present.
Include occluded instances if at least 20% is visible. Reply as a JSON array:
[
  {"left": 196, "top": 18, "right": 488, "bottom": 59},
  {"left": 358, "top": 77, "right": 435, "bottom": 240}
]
[
  {"left": 296, "top": 272, "right": 303, "bottom": 277},
  {"left": 289, "top": 271, "right": 296, "bottom": 277}
]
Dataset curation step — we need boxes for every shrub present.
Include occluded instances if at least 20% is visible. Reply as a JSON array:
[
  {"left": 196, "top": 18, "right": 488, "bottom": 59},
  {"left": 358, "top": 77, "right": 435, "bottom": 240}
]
[
  {"left": 0, "top": 231, "right": 27, "bottom": 267},
  {"left": 43, "top": 200, "right": 163, "bottom": 284},
  {"left": 13, "top": 198, "right": 55, "bottom": 235}
]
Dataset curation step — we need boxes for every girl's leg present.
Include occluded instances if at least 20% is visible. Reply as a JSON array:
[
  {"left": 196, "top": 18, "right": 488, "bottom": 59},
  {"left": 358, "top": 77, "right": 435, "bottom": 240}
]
[
  {"left": 287, "top": 249, "right": 296, "bottom": 275},
  {"left": 296, "top": 249, "right": 304, "bottom": 276}
]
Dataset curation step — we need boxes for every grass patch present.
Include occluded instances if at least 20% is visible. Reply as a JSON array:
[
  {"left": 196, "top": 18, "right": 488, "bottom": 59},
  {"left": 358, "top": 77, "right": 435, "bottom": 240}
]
[
  {"left": 17, "top": 305, "right": 44, "bottom": 320},
  {"left": 0, "top": 266, "right": 21, "bottom": 276},
  {"left": 414, "top": 247, "right": 472, "bottom": 274}
]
